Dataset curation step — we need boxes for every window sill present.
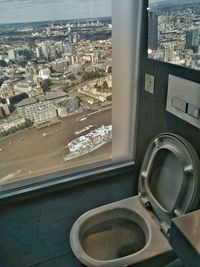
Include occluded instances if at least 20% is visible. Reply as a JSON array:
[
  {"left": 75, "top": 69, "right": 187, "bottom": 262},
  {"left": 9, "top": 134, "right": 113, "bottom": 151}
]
[{"left": 0, "top": 160, "right": 136, "bottom": 204}]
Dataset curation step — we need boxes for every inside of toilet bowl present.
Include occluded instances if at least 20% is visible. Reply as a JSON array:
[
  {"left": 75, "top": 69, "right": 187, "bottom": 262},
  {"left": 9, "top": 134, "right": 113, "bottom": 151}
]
[{"left": 81, "top": 217, "right": 146, "bottom": 261}]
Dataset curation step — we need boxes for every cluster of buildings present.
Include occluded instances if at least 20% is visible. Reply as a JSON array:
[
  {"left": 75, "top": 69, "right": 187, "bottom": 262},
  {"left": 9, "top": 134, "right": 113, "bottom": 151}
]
[
  {"left": 0, "top": 18, "right": 112, "bottom": 136},
  {"left": 0, "top": 92, "right": 79, "bottom": 132},
  {"left": 16, "top": 92, "right": 79, "bottom": 124},
  {"left": 78, "top": 77, "right": 112, "bottom": 103},
  {"left": 0, "top": 114, "right": 26, "bottom": 133},
  {"left": 148, "top": 1, "right": 200, "bottom": 70}
]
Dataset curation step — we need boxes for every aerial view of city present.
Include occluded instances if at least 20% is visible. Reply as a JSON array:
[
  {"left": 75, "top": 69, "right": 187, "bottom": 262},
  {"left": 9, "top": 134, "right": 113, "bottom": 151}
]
[
  {"left": 0, "top": 0, "right": 112, "bottom": 186},
  {"left": 148, "top": 0, "right": 200, "bottom": 70}
]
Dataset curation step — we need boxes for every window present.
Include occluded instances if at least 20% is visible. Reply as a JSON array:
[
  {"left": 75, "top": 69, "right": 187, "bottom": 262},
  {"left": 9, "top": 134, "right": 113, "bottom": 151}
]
[
  {"left": 0, "top": 0, "right": 143, "bottom": 193},
  {"left": 148, "top": 0, "right": 200, "bottom": 70}
]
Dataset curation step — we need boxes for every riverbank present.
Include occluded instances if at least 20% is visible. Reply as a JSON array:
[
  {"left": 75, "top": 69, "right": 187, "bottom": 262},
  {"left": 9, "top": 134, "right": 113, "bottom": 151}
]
[{"left": 0, "top": 109, "right": 112, "bottom": 186}]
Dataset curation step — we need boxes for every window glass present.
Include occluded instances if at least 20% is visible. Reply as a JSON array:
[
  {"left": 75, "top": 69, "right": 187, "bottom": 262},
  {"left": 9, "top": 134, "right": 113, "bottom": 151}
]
[
  {"left": 0, "top": 0, "right": 142, "bottom": 190},
  {"left": 148, "top": 0, "right": 200, "bottom": 71}
]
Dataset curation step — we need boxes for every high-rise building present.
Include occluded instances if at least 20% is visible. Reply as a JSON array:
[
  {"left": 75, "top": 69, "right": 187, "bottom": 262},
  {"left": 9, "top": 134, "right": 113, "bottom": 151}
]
[
  {"left": 41, "top": 43, "right": 49, "bottom": 59},
  {"left": 55, "top": 42, "right": 64, "bottom": 54},
  {"left": 8, "top": 49, "right": 16, "bottom": 61},
  {"left": 64, "top": 43, "right": 73, "bottom": 53},
  {"left": 49, "top": 46, "right": 57, "bottom": 59},
  {"left": 68, "top": 32, "right": 80, "bottom": 44},
  {"left": 36, "top": 47, "right": 41, "bottom": 58},
  {"left": 148, "top": 11, "right": 158, "bottom": 51},
  {"left": 15, "top": 48, "right": 31, "bottom": 61},
  {"left": 185, "top": 28, "right": 200, "bottom": 53},
  {"left": 164, "top": 46, "right": 175, "bottom": 62}
]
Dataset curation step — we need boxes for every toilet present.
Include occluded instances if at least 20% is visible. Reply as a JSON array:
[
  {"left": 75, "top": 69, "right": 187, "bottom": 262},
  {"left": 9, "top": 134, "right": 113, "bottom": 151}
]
[{"left": 70, "top": 133, "right": 200, "bottom": 267}]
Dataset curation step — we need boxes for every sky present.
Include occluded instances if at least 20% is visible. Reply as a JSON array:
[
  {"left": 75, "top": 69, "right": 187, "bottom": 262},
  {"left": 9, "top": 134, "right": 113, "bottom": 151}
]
[{"left": 0, "top": 0, "right": 112, "bottom": 24}]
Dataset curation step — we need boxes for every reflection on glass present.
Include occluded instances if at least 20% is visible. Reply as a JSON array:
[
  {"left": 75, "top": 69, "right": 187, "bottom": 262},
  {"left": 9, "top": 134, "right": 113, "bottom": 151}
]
[
  {"left": 148, "top": 0, "right": 200, "bottom": 70},
  {"left": 0, "top": 0, "right": 112, "bottom": 186}
]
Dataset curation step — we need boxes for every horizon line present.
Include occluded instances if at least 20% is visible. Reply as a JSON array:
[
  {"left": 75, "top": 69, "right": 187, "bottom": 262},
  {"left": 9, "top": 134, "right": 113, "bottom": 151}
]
[{"left": 0, "top": 16, "right": 112, "bottom": 26}]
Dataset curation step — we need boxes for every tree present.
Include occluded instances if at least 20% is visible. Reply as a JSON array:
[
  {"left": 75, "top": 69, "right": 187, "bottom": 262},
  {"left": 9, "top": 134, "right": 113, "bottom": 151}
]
[
  {"left": 76, "top": 96, "right": 81, "bottom": 105},
  {"left": 99, "top": 68, "right": 105, "bottom": 74},
  {"left": 41, "top": 79, "right": 52, "bottom": 93},
  {"left": 82, "top": 71, "right": 102, "bottom": 81},
  {"left": 0, "top": 119, "right": 34, "bottom": 139},
  {"left": 68, "top": 74, "right": 76, "bottom": 81},
  {"left": 106, "top": 95, "right": 112, "bottom": 101},
  {"left": 63, "top": 83, "right": 71, "bottom": 93},
  {"left": 107, "top": 66, "right": 112, "bottom": 73},
  {"left": 25, "top": 119, "right": 34, "bottom": 127},
  {"left": 71, "top": 82, "right": 76, "bottom": 87},
  {"left": 0, "top": 60, "right": 7, "bottom": 67},
  {"left": 102, "top": 81, "right": 109, "bottom": 90},
  {"left": 82, "top": 71, "right": 90, "bottom": 81}
]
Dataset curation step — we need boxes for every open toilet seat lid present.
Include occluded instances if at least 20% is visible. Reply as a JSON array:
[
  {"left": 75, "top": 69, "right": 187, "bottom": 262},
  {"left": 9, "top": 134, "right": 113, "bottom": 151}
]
[{"left": 138, "top": 133, "right": 200, "bottom": 234}]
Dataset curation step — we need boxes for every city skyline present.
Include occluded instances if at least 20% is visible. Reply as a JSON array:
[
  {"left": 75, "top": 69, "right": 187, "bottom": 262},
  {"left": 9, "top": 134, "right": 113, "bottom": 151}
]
[{"left": 0, "top": 0, "right": 112, "bottom": 24}]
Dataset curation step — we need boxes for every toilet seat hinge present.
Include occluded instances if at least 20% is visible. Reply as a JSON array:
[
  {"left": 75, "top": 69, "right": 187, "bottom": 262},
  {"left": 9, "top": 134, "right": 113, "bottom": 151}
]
[
  {"left": 145, "top": 201, "right": 153, "bottom": 211},
  {"left": 141, "top": 197, "right": 153, "bottom": 211},
  {"left": 160, "top": 222, "right": 170, "bottom": 235}
]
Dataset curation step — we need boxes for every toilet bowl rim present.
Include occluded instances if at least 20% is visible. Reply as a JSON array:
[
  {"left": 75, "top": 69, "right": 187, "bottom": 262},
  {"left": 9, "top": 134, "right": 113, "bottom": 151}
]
[
  {"left": 71, "top": 206, "right": 151, "bottom": 239},
  {"left": 70, "top": 206, "right": 153, "bottom": 265}
]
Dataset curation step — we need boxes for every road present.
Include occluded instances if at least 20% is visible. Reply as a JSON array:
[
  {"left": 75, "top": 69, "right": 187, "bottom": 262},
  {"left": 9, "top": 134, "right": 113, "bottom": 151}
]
[{"left": 0, "top": 108, "right": 112, "bottom": 185}]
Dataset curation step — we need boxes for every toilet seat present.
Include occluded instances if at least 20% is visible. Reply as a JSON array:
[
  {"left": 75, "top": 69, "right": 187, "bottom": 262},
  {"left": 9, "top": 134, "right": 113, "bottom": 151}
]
[{"left": 139, "top": 133, "right": 200, "bottom": 234}]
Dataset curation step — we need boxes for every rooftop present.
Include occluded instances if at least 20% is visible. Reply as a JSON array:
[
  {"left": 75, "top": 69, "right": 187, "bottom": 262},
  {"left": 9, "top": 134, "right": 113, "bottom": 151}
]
[
  {"left": 44, "top": 92, "right": 68, "bottom": 101},
  {"left": 15, "top": 80, "right": 36, "bottom": 88},
  {"left": 16, "top": 98, "right": 37, "bottom": 107}
]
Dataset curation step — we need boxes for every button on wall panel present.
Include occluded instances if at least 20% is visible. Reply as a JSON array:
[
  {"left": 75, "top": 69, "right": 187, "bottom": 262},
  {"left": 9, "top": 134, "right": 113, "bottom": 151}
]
[
  {"left": 171, "top": 97, "right": 187, "bottom": 112},
  {"left": 187, "top": 104, "right": 200, "bottom": 119}
]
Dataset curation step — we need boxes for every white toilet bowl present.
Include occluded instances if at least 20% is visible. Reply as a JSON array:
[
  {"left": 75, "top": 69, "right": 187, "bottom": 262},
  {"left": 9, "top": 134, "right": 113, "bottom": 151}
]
[{"left": 70, "top": 133, "right": 200, "bottom": 267}]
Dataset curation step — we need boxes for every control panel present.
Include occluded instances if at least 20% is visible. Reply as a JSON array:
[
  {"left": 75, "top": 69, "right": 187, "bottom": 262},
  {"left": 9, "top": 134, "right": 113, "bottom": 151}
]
[{"left": 166, "top": 75, "right": 200, "bottom": 129}]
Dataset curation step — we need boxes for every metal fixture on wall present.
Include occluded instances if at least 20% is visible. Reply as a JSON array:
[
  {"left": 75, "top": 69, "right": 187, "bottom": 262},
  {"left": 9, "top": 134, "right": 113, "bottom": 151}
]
[
  {"left": 145, "top": 74, "right": 155, "bottom": 94},
  {"left": 166, "top": 75, "right": 200, "bottom": 129}
]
